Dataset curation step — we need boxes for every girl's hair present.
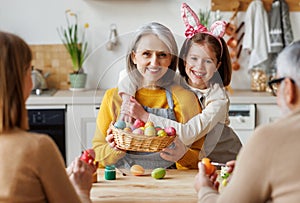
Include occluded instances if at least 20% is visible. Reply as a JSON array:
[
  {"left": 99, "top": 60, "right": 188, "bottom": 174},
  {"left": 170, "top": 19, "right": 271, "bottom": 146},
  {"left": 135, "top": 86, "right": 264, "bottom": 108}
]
[
  {"left": 126, "top": 22, "right": 178, "bottom": 73},
  {"left": 178, "top": 33, "right": 232, "bottom": 87},
  {"left": 0, "top": 31, "right": 31, "bottom": 132}
]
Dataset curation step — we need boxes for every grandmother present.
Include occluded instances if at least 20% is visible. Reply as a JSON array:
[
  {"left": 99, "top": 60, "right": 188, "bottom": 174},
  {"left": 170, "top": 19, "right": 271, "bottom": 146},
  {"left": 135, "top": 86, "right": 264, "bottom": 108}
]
[{"left": 92, "top": 22, "right": 204, "bottom": 169}]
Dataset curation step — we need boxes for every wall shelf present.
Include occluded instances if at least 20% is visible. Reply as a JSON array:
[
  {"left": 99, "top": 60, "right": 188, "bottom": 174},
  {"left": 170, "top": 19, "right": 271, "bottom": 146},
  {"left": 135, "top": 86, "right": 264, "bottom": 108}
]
[{"left": 211, "top": 0, "right": 300, "bottom": 12}]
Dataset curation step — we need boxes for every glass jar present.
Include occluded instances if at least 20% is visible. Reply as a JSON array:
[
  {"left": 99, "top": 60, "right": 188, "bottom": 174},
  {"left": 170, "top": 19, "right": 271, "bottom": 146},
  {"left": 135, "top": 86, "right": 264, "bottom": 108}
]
[
  {"left": 104, "top": 165, "right": 116, "bottom": 180},
  {"left": 266, "top": 68, "right": 277, "bottom": 93},
  {"left": 250, "top": 67, "right": 267, "bottom": 92}
]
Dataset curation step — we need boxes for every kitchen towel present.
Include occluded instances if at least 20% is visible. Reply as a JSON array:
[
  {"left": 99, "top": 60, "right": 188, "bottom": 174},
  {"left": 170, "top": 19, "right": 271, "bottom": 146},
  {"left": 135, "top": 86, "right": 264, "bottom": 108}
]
[
  {"left": 269, "top": 0, "right": 294, "bottom": 53},
  {"left": 243, "top": 0, "right": 270, "bottom": 69}
]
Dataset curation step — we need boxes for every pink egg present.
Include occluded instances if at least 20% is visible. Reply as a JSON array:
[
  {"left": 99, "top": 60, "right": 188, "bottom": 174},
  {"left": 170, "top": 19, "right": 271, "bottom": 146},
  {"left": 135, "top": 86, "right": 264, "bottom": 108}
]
[
  {"left": 132, "top": 128, "right": 144, "bottom": 135},
  {"left": 164, "top": 127, "right": 176, "bottom": 136},
  {"left": 133, "top": 119, "right": 145, "bottom": 129}
]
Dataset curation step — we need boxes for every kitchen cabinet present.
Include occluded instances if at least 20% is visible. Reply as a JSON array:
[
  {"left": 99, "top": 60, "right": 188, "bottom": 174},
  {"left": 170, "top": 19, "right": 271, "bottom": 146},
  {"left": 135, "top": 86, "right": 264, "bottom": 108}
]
[
  {"left": 66, "top": 104, "right": 99, "bottom": 165},
  {"left": 256, "top": 104, "right": 281, "bottom": 126}
]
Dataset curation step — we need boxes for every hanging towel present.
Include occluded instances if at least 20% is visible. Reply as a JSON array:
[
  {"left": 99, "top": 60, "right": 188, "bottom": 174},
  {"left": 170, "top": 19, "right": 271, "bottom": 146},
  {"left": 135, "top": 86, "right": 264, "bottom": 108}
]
[
  {"left": 243, "top": 0, "right": 270, "bottom": 69},
  {"left": 269, "top": 0, "right": 294, "bottom": 53}
]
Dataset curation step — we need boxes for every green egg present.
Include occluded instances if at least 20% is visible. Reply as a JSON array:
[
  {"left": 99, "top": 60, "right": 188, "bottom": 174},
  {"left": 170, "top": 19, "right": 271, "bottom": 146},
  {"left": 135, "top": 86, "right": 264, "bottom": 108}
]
[{"left": 151, "top": 168, "right": 166, "bottom": 179}]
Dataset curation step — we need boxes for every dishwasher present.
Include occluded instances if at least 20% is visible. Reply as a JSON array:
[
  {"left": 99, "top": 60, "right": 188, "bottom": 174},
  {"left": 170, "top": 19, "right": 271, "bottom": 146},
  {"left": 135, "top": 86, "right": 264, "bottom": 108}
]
[
  {"left": 228, "top": 104, "right": 256, "bottom": 145},
  {"left": 27, "top": 105, "right": 66, "bottom": 165}
]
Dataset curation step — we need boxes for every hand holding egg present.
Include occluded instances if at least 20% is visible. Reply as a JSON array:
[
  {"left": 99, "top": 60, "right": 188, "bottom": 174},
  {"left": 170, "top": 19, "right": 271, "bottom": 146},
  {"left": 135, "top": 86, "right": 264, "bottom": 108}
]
[
  {"left": 80, "top": 149, "right": 96, "bottom": 166},
  {"left": 201, "top": 158, "right": 216, "bottom": 176}
]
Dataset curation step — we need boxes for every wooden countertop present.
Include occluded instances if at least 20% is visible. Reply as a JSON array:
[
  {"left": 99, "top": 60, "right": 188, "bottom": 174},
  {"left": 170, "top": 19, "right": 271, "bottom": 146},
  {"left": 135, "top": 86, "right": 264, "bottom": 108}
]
[{"left": 91, "top": 169, "right": 198, "bottom": 203}]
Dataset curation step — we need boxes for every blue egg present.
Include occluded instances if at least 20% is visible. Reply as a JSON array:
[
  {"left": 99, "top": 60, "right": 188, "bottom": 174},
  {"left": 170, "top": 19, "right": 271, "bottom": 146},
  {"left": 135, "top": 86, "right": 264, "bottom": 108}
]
[{"left": 114, "top": 120, "right": 126, "bottom": 129}]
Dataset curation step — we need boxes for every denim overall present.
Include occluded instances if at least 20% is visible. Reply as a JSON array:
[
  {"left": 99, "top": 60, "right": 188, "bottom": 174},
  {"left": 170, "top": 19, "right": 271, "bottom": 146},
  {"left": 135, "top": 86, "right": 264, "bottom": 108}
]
[{"left": 115, "top": 89, "right": 177, "bottom": 169}]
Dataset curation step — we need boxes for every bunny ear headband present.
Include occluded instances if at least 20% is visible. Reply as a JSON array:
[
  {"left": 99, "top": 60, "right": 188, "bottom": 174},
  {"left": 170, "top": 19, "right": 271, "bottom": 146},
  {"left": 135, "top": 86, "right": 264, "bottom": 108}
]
[{"left": 181, "top": 3, "right": 227, "bottom": 57}]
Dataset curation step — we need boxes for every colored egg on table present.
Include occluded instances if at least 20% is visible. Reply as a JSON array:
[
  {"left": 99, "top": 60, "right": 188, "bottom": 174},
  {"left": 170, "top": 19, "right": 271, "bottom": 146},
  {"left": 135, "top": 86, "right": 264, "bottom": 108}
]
[
  {"left": 114, "top": 120, "right": 126, "bottom": 129},
  {"left": 130, "top": 164, "right": 145, "bottom": 176},
  {"left": 151, "top": 168, "right": 166, "bottom": 179}
]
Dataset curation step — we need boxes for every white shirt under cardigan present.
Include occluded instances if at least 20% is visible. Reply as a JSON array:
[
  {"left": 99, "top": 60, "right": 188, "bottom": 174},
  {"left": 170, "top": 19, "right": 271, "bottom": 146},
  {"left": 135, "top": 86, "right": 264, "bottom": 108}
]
[
  {"left": 148, "top": 82, "right": 230, "bottom": 146},
  {"left": 118, "top": 70, "right": 230, "bottom": 147}
]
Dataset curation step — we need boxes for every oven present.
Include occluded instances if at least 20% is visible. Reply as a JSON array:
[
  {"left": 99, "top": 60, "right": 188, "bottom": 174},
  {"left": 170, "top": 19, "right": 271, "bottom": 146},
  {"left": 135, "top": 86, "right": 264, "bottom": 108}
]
[
  {"left": 27, "top": 105, "right": 66, "bottom": 165},
  {"left": 228, "top": 104, "right": 256, "bottom": 145}
]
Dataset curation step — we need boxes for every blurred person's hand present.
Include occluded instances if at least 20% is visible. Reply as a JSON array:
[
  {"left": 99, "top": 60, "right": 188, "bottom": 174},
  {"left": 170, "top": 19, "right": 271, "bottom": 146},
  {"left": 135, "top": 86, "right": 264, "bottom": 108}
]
[
  {"left": 194, "top": 162, "right": 219, "bottom": 193},
  {"left": 67, "top": 158, "right": 96, "bottom": 197},
  {"left": 223, "top": 160, "right": 236, "bottom": 184},
  {"left": 225, "top": 160, "right": 236, "bottom": 173}
]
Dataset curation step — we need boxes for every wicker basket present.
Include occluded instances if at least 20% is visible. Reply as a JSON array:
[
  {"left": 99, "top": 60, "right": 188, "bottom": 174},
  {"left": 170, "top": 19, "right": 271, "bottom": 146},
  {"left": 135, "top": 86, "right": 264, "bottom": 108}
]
[{"left": 110, "top": 124, "right": 176, "bottom": 152}]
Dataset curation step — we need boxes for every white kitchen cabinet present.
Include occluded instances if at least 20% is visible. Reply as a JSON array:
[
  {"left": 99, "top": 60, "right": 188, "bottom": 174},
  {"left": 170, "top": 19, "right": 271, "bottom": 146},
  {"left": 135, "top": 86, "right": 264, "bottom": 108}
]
[
  {"left": 256, "top": 104, "right": 281, "bottom": 126},
  {"left": 66, "top": 104, "right": 99, "bottom": 165}
]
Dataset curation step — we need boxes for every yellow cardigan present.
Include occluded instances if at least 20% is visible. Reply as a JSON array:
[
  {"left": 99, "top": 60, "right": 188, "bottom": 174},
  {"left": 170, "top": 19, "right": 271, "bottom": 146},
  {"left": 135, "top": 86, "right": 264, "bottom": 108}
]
[{"left": 92, "top": 86, "right": 204, "bottom": 169}]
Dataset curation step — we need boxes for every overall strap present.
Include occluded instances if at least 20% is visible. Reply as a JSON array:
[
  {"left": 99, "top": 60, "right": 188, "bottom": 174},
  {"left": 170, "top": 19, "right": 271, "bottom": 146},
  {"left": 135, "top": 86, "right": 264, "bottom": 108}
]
[{"left": 165, "top": 88, "right": 174, "bottom": 110}]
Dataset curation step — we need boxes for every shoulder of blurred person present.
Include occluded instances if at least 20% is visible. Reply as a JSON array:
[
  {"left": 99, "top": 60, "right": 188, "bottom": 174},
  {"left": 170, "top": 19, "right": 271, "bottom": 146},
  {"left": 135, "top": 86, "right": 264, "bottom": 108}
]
[{"left": 0, "top": 129, "right": 84, "bottom": 202}]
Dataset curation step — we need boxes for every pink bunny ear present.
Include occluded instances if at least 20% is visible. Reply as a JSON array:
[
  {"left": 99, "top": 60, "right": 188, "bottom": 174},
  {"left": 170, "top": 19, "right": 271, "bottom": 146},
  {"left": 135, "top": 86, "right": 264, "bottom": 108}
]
[
  {"left": 181, "top": 3, "right": 207, "bottom": 38},
  {"left": 181, "top": 3, "right": 225, "bottom": 58},
  {"left": 210, "top": 21, "right": 226, "bottom": 38}
]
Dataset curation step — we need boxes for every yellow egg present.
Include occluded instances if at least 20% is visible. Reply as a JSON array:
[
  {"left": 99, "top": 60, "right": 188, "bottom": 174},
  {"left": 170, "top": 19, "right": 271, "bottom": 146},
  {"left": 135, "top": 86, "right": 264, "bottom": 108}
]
[
  {"left": 130, "top": 164, "right": 145, "bottom": 176},
  {"left": 222, "top": 179, "right": 228, "bottom": 186},
  {"left": 157, "top": 129, "right": 167, "bottom": 137},
  {"left": 123, "top": 127, "right": 132, "bottom": 133},
  {"left": 145, "top": 121, "right": 154, "bottom": 128}
]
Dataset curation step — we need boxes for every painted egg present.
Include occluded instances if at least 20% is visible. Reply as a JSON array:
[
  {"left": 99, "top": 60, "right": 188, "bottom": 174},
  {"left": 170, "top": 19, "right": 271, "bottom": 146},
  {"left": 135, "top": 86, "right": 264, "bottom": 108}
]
[
  {"left": 145, "top": 121, "right": 154, "bottom": 128},
  {"left": 157, "top": 129, "right": 167, "bottom": 137},
  {"left": 132, "top": 128, "right": 144, "bottom": 135},
  {"left": 144, "top": 126, "right": 156, "bottom": 136},
  {"left": 155, "top": 126, "right": 162, "bottom": 131},
  {"left": 123, "top": 127, "right": 132, "bottom": 133},
  {"left": 114, "top": 120, "right": 126, "bottom": 129},
  {"left": 132, "top": 119, "right": 145, "bottom": 129},
  {"left": 151, "top": 168, "right": 166, "bottom": 179},
  {"left": 130, "top": 164, "right": 145, "bottom": 176},
  {"left": 164, "top": 127, "right": 176, "bottom": 136}
]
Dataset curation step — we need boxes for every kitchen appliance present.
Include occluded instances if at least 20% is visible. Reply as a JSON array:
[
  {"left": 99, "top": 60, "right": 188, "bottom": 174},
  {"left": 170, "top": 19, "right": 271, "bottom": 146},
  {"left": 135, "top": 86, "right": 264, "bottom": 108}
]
[
  {"left": 31, "top": 67, "right": 50, "bottom": 95},
  {"left": 27, "top": 105, "right": 66, "bottom": 164},
  {"left": 228, "top": 104, "right": 256, "bottom": 145}
]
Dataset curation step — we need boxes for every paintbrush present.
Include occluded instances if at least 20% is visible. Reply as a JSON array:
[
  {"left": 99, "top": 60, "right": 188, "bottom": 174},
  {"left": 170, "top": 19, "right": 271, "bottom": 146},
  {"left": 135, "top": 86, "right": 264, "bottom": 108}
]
[
  {"left": 211, "top": 162, "right": 226, "bottom": 167},
  {"left": 116, "top": 167, "right": 127, "bottom": 176}
]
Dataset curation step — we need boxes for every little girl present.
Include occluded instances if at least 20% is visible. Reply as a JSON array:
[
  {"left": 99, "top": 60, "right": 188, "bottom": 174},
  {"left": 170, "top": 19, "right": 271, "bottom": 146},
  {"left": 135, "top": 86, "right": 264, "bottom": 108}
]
[{"left": 118, "top": 3, "right": 241, "bottom": 162}]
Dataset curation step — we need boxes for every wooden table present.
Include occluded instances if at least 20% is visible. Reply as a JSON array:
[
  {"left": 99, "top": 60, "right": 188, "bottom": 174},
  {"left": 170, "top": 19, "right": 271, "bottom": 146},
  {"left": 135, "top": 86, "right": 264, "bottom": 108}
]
[{"left": 91, "top": 169, "right": 198, "bottom": 203}]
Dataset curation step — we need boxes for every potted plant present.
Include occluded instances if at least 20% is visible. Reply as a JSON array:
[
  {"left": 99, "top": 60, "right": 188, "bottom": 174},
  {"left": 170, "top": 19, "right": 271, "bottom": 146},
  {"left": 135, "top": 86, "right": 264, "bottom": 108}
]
[{"left": 57, "top": 9, "right": 89, "bottom": 90}]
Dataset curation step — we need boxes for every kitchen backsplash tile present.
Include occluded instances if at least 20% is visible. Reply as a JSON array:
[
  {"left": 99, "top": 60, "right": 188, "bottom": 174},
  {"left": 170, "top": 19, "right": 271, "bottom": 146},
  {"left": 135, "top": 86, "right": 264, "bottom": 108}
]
[{"left": 30, "top": 44, "right": 72, "bottom": 90}]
